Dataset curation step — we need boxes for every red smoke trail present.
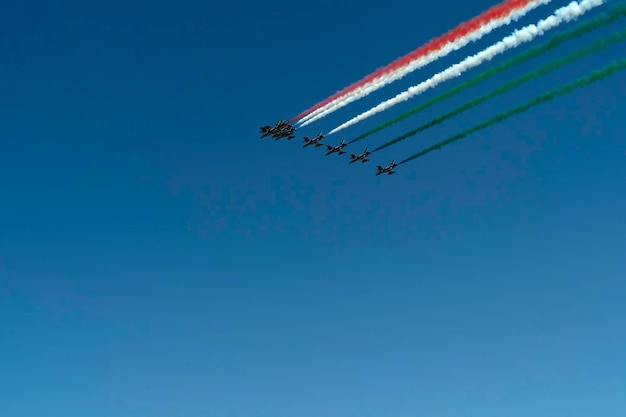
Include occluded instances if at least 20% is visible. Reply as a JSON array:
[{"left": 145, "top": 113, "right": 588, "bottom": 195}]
[{"left": 291, "top": 0, "right": 538, "bottom": 122}]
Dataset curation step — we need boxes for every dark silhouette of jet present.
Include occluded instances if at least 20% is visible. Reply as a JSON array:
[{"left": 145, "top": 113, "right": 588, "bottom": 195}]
[
  {"left": 375, "top": 160, "right": 398, "bottom": 175},
  {"left": 349, "top": 148, "right": 371, "bottom": 164},
  {"left": 260, "top": 120, "right": 296, "bottom": 140},
  {"left": 260, "top": 120, "right": 286, "bottom": 138},
  {"left": 303, "top": 132, "right": 325, "bottom": 148},
  {"left": 325, "top": 140, "right": 347, "bottom": 156}
]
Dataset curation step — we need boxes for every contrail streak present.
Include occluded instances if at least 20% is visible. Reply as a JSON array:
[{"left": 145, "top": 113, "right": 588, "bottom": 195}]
[
  {"left": 399, "top": 59, "right": 626, "bottom": 164},
  {"left": 295, "top": 0, "right": 553, "bottom": 126},
  {"left": 328, "top": 0, "right": 606, "bottom": 135},
  {"left": 349, "top": 2, "right": 626, "bottom": 144},
  {"left": 375, "top": 28, "right": 626, "bottom": 152}
]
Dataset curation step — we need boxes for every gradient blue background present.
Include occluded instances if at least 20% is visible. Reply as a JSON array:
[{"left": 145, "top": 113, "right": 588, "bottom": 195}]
[{"left": 1, "top": 0, "right": 625, "bottom": 416}]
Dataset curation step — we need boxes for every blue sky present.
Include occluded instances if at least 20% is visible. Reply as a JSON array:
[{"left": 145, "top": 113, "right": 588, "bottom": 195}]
[{"left": 1, "top": 0, "right": 625, "bottom": 416}]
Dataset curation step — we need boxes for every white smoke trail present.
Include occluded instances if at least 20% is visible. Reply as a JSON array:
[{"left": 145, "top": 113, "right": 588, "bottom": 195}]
[
  {"left": 298, "top": 0, "right": 554, "bottom": 127},
  {"left": 328, "top": 0, "right": 606, "bottom": 135}
]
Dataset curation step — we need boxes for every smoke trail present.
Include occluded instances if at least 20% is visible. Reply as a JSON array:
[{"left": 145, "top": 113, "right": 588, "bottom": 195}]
[
  {"left": 328, "top": 0, "right": 606, "bottom": 135},
  {"left": 295, "top": 0, "right": 549, "bottom": 124},
  {"left": 399, "top": 59, "right": 626, "bottom": 164},
  {"left": 350, "top": 2, "right": 626, "bottom": 144},
  {"left": 294, "top": 0, "right": 553, "bottom": 125},
  {"left": 374, "top": 29, "right": 626, "bottom": 152}
]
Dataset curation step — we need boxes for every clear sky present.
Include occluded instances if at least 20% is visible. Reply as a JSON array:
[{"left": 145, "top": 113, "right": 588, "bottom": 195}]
[{"left": 1, "top": 0, "right": 625, "bottom": 416}]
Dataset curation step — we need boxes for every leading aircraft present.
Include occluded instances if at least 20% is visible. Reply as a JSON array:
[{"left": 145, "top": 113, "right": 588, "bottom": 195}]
[
  {"left": 303, "top": 132, "right": 325, "bottom": 148},
  {"left": 260, "top": 120, "right": 285, "bottom": 138},
  {"left": 260, "top": 120, "right": 296, "bottom": 140},
  {"left": 349, "top": 148, "right": 371, "bottom": 164},
  {"left": 273, "top": 128, "right": 296, "bottom": 140},
  {"left": 272, "top": 121, "right": 296, "bottom": 140},
  {"left": 325, "top": 140, "right": 347, "bottom": 156},
  {"left": 375, "top": 160, "right": 398, "bottom": 175}
]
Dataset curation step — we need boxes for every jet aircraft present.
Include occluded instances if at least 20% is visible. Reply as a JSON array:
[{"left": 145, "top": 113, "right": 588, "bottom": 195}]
[
  {"left": 273, "top": 128, "right": 296, "bottom": 140},
  {"left": 272, "top": 122, "right": 296, "bottom": 140},
  {"left": 325, "top": 140, "right": 347, "bottom": 156},
  {"left": 260, "top": 120, "right": 296, "bottom": 139},
  {"left": 260, "top": 120, "right": 285, "bottom": 138},
  {"left": 375, "top": 160, "right": 398, "bottom": 175},
  {"left": 303, "top": 132, "right": 325, "bottom": 148},
  {"left": 349, "top": 148, "right": 371, "bottom": 164},
  {"left": 260, "top": 126, "right": 275, "bottom": 138}
]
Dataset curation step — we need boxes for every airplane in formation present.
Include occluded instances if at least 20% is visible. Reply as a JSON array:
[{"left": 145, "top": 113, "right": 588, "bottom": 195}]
[
  {"left": 260, "top": 120, "right": 296, "bottom": 140},
  {"left": 375, "top": 160, "right": 398, "bottom": 175},
  {"left": 260, "top": 120, "right": 292, "bottom": 137},
  {"left": 303, "top": 132, "right": 325, "bottom": 148},
  {"left": 325, "top": 140, "right": 347, "bottom": 156},
  {"left": 349, "top": 148, "right": 371, "bottom": 164},
  {"left": 261, "top": 123, "right": 396, "bottom": 175}
]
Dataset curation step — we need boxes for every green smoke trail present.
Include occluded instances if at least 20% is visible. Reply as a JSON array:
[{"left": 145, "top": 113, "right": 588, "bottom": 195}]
[
  {"left": 348, "top": 2, "right": 626, "bottom": 145},
  {"left": 375, "top": 29, "right": 626, "bottom": 152},
  {"left": 399, "top": 59, "right": 626, "bottom": 164}
]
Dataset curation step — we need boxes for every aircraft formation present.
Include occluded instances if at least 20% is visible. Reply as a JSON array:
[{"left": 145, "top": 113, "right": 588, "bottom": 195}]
[
  {"left": 260, "top": 120, "right": 296, "bottom": 140},
  {"left": 256, "top": 1, "right": 626, "bottom": 179},
  {"left": 259, "top": 121, "right": 397, "bottom": 175}
]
